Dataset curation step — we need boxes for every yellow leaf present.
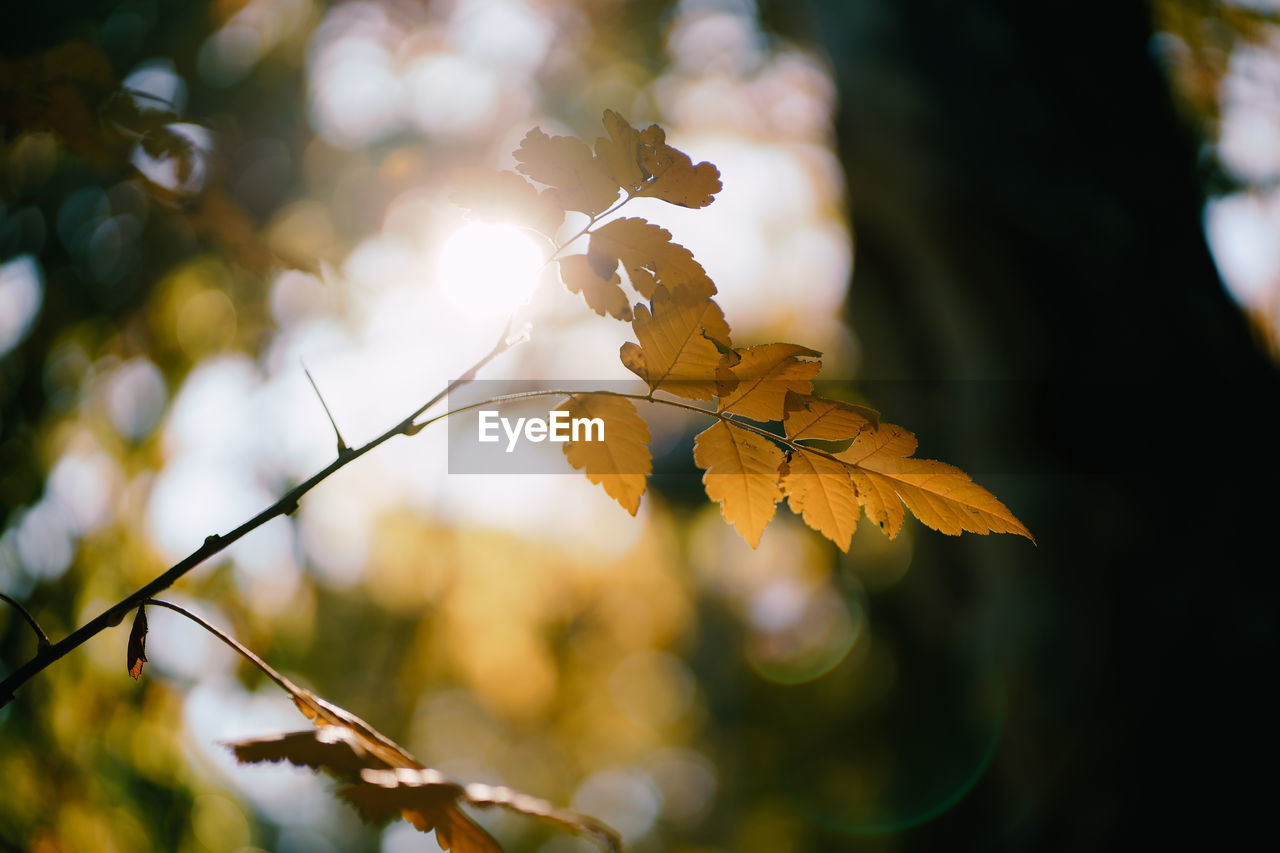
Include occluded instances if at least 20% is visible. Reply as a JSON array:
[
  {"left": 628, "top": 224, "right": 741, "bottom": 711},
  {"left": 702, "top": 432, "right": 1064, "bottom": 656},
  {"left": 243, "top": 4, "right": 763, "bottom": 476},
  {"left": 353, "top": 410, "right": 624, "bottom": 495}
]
[
  {"left": 594, "top": 109, "right": 645, "bottom": 193},
  {"left": 693, "top": 421, "right": 785, "bottom": 547},
  {"left": 716, "top": 344, "right": 822, "bottom": 421},
  {"left": 514, "top": 128, "right": 618, "bottom": 215},
  {"left": 619, "top": 285, "right": 734, "bottom": 400},
  {"left": 450, "top": 168, "right": 563, "bottom": 236},
  {"left": 561, "top": 394, "right": 651, "bottom": 514},
  {"left": 636, "top": 124, "right": 722, "bottom": 208},
  {"left": 836, "top": 425, "right": 1035, "bottom": 541},
  {"left": 558, "top": 255, "right": 631, "bottom": 320},
  {"left": 781, "top": 450, "right": 862, "bottom": 552},
  {"left": 587, "top": 217, "right": 715, "bottom": 298},
  {"left": 782, "top": 392, "right": 880, "bottom": 440}
]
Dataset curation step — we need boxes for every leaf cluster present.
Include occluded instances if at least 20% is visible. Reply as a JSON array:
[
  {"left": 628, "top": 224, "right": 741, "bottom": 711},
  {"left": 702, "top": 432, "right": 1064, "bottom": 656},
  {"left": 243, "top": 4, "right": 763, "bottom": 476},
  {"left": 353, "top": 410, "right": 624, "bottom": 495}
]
[{"left": 453, "top": 111, "right": 1033, "bottom": 551}]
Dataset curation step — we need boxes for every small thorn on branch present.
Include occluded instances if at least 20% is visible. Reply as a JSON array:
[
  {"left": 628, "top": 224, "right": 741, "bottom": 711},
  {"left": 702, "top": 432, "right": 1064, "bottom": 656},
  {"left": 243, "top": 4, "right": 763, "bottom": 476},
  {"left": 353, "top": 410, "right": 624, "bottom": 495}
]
[{"left": 304, "top": 363, "right": 349, "bottom": 455}]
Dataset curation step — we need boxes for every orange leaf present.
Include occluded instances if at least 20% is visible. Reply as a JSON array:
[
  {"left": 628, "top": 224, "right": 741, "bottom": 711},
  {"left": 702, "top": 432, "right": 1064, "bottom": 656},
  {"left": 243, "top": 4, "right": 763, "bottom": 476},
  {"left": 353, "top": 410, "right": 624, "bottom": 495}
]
[
  {"left": 693, "top": 420, "right": 785, "bottom": 547},
  {"left": 560, "top": 394, "right": 651, "bottom": 514},
  {"left": 587, "top": 217, "right": 715, "bottom": 298},
  {"left": 836, "top": 425, "right": 1035, "bottom": 541},
  {"left": 716, "top": 344, "right": 822, "bottom": 421},
  {"left": 781, "top": 450, "right": 862, "bottom": 552},
  {"left": 619, "top": 285, "right": 735, "bottom": 400},
  {"left": 558, "top": 255, "right": 631, "bottom": 320},
  {"left": 782, "top": 392, "right": 880, "bottom": 440},
  {"left": 514, "top": 128, "right": 618, "bottom": 215}
]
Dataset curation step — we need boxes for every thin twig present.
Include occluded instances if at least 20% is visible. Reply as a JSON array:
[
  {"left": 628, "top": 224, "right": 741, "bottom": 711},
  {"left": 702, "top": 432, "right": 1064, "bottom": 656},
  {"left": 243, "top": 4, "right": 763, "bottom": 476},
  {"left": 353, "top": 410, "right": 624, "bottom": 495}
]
[
  {"left": 0, "top": 592, "right": 51, "bottom": 651},
  {"left": 0, "top": 193, "right": 639, "bottom": 709},
  {"left": 303, "top": 364, "right": 349, "bottom": 453}
]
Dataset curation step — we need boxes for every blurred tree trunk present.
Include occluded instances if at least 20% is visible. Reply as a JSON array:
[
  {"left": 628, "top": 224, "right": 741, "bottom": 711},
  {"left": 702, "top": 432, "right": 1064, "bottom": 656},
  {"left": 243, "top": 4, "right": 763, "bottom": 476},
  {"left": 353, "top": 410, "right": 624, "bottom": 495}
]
[{"left": 806, "top": 0, "right": 1278, "bottom": 847}]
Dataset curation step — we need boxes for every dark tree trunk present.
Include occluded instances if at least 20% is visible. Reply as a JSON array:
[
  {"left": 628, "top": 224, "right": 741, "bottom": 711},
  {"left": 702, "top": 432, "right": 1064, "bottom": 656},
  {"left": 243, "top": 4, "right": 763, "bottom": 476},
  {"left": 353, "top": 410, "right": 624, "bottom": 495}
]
[{"left": 807, "top": 0, "right": 1278, "bottom": 847}]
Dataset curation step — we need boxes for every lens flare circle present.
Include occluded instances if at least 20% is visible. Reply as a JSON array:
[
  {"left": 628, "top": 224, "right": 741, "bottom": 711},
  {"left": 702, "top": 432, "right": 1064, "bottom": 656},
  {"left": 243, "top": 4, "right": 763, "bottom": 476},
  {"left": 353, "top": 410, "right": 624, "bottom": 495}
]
[{"left": 436, "top": 222, "right": 542, "bottom": 318}]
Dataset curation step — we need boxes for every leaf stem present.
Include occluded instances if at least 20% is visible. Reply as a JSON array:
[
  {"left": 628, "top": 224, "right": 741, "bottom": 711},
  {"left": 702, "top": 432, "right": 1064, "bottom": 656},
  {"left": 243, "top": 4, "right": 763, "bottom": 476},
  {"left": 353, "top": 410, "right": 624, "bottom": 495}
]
[
  {"left": 141, "top": 599, "right": 299, "bottom": 696},
  {"left": 0, "top": 592, "right": 52, "bottom": 652}
]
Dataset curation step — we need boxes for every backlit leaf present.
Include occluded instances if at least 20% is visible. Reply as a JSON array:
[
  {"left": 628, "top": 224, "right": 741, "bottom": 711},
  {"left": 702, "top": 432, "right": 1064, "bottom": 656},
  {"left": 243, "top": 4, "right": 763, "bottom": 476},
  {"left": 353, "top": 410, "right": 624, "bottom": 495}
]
[
  {"left": 561, "top": 394, "right": 651, "bottom": 514},
  {"left": 836, "top": 425, "right": 1035, "bottom": 541},
  {"left": 587, "top": 217, "right": 715, "bottom": 298},
  {"left": 693, "top": 420, "right": 785, "bottom": 547},
  {"left": 636, "top": 124, "right": 722, "bottom": 208},
  {"left": 781, "top": 450, "right": 862, "bottom": 552},
  {"left": 345, "top": 769, "right": 621, "bottom": 853},
  {"left": 514, "top": 128, "right": 618, "bottom": 216},
  {"left": 716, "top": 344, "right": 822, "bottom": 421},
  {"left": 450, "top": 168, "right": 564, "bottom": 236},
  {"left": 620, "top": 285, "right": 735, "bottom": 400},
  {"left": 558, "top": 255, "right": 631, "bottom": 320},
  {"left": 782, "top": 392, "right": 880, "bottom": 441},
  {"left": 594, "top": 109, "right": 645, "bottom": 193}
]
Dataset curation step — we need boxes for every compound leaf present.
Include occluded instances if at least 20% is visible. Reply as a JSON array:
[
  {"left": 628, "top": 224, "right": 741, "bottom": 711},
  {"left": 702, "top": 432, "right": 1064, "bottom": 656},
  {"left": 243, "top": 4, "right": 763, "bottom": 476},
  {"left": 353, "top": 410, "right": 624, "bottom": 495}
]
[
  {"left": 620, "top": 285, "right": 735, "bottom": 400},
  {"left": 514, "top": 128, "right": 618, "bottom": 216},
  {"left": 716, "top": 344, "right": 822, "bottom": 422}
]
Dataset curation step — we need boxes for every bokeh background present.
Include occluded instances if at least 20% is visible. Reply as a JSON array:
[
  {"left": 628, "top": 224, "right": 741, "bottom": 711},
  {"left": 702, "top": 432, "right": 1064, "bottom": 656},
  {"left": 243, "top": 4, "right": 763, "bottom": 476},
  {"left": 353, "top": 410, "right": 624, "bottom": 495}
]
[{"left": 2, "top": 1, "right": 1277, "bottom": 851}]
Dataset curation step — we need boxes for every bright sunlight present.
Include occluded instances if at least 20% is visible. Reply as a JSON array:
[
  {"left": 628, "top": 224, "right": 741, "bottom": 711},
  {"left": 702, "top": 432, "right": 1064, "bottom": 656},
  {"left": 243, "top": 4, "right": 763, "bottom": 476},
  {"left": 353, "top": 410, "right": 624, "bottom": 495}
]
[{"left": 436, "top": 222, "right": 545, "bottom": 318}]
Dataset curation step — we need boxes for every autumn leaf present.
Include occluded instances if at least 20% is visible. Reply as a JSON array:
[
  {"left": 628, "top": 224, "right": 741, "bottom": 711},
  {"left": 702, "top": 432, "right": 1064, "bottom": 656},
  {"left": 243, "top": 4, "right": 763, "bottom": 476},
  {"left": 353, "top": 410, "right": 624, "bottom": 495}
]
[
  {"left": 716, "top": 344, "right": 822, "bottom": 421},
  {"left": 450, "top": 168, "right": 564, "bottom": 236},
  {"left": 782, "top": 392, "right": 880, "bottom": 441},
  {"left": 126, "top": 605, "right": 147, "bottom": 680},
  {"left": 836, "top": 425, "right": 1035, "bottom": 541},
  {"left": 693, "top": 421, "right": 786, "bottom": 547},
  {"left": 558, "top": 255, "right": 631, "bottom": 320},
  {"left": 636, "top": 123, "right": 722, "bottom": 208},
  {"left": 343, "top": 769, "right": 621, "bottom": 853},
  {"left": 561, "top": 394, "right": 651, "bottom": 514},
  {"left": 587, "top": 217, "right": 715, "bottom": 298},
  {"left": 619, "top": 285, "right": 735, "bottom": 400},
  {"left": 780, "top": 451, "right": 862, "bottom": 552},
  {"left": 595, "top": 109, "right": 645, "bottom": 193},
  {"left": 229, "top": 726, "right": 394, "bottom": 777},
  {"left": 514, "top": 128, "right": 618, "bottom": 216}
]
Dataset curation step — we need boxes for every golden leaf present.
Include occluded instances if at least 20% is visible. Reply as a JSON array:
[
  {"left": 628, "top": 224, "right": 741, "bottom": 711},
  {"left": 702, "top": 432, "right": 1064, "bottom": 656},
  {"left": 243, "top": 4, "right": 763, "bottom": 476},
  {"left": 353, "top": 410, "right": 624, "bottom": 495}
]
[
  {"left": 594, "top": 109, "right": 645, "bottom": 193},
  {"left": 558, "top": 255, "right": 631, "bottom": 320},
  {"left": 619, "top": 285, "right": 735, "bottom": 400},
  {"left": 836, "top": 426, "right": 1035, "bottom": 541},
  {"left": 587, "top": 217, "right": 715, "bottom": 298},
  {"left": 561, "top": 394, "right": 651, "bottom": 514},
  {"left": 716, "top": 344, "right": 822, "bottom": 421},
  {"left": 450, "top": 168, "right": 563, "bottom": 236},
  {"left": 126, "top": 605, "right": 147, "bottom": 680},
  {"left": 693, "top": 421, "right": 785, "bottom": 547},
  {"left": 782, "top": 392, "right": 880, "bottom": 440},
  {"left": 636, "top": 124, "right": 722, "bottom": 208},
  {"left": 780, "top": 451, "right": 862, "bottom": 552},
  {"left": 514, "top": 128, "right": 619, "bottom": 216}
]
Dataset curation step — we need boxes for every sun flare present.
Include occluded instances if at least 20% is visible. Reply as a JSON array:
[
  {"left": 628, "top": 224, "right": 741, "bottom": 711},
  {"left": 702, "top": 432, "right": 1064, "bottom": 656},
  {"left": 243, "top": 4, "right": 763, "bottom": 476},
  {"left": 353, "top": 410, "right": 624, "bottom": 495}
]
[{"left": 436, "top": 222, "right": 545, "bottom": 318}]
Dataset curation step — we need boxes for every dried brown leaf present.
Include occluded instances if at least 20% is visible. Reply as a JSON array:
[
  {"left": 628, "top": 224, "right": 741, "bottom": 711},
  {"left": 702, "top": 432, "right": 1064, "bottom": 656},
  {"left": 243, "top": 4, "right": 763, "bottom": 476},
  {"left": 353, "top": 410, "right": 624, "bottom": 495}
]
[{"left": 126, "top": 605, "right": 147, "bottom": 680}]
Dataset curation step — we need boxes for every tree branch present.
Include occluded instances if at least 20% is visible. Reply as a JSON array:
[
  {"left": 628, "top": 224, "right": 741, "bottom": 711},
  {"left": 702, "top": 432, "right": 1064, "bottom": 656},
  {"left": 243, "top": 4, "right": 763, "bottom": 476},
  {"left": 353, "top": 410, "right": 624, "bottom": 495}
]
[{"left": 0, "top": 592, "right": 51, "bottom": 652}]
